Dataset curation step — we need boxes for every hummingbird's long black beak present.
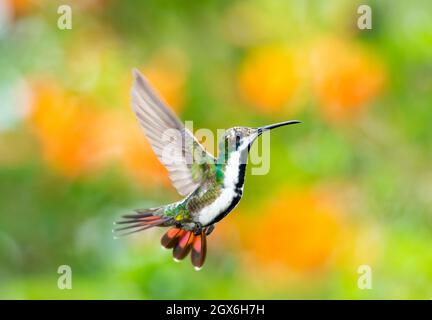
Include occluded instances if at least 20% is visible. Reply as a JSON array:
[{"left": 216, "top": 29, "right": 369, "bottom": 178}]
[{"left": 257, "top": 120, "right": 301, "bottom": 135}]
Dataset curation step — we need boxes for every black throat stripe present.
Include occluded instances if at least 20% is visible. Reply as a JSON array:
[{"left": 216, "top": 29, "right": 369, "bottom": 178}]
[{"left": 211, "top": 163, "right": 247, "bottom": 225}]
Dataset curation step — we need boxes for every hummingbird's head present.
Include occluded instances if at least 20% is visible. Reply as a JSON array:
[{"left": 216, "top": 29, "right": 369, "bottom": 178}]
[{"left": 221, "top": 120, "right": 301, "bottom": 153}]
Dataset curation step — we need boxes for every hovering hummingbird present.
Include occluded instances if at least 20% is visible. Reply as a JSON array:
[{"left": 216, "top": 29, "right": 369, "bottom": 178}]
[{"left": 114, "top": 69, "right": 301, "bottom": 270}]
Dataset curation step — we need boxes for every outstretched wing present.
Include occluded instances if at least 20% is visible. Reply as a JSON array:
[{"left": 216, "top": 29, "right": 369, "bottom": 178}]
[{"left": 131, "top": 69, "right": 216, "bottom": 196}]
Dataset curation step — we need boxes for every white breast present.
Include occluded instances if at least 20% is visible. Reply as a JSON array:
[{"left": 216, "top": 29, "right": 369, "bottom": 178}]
[{"left": 198, "top": 151, "right": 242, "bottom": 226}]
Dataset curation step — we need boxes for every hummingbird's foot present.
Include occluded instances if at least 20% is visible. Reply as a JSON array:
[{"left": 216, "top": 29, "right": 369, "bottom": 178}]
[
  {"left": 205, "top": 224, "right": 215, "bottom": 236},
  {"left": 193, "top": 223, "right": 203, "bottom": 236}
]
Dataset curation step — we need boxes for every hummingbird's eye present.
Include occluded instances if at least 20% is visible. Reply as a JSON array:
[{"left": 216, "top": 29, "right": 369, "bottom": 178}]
[{"left": 235, "top": 135, "right": 241, "bottom": 150}]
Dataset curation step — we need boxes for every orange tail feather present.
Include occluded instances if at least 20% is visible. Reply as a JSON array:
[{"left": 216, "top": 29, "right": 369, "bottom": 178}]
[
  {"left": 173, "top": 231, "right": 195, "bottom": 261},
  {"left": 191, "top": 230, "right": 207, "bottom": 270},
  {"left": 160, "top": 227, "right": 208, "bottom": 269}
]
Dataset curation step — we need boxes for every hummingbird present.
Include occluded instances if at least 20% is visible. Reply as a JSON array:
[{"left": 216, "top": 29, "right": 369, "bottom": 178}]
[{"left": 114, "top": 69, "right": 301, "bottom": 270}]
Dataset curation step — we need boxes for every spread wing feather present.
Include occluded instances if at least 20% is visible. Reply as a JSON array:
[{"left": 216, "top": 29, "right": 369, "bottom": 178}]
[{"left": 131, "top": 69, "right": 215, "bottom": 196}]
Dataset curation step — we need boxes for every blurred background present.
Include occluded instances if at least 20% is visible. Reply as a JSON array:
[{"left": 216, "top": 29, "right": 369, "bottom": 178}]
[{"left": 0, "top": 0, "right": 431, "bottom": 299}]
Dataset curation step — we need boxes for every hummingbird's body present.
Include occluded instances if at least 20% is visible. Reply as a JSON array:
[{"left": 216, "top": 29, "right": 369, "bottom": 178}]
[
  {"left": 171, "top": 148, "right": 247, "bottom": 229},
  {"left": 114, "top": 69, "right": 300, "bottom": 270}
]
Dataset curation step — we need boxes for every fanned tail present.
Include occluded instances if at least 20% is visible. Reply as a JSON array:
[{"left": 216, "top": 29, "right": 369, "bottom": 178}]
[
  {"left": 113, "top": 208, "right": 173, "bottom": 237},
  {"left": 115, "top": 208, "right": 212, "bottom": 270},
  {"left": 160, "top": 227, "right": 208, "bottom": 270}
]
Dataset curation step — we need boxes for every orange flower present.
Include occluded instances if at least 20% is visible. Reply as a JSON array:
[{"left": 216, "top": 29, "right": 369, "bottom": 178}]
[
  {"left": 28, "top": 81, "right": 102, "bottom": 176},
  {"left": 309, "top": 38, "right": 385, "bottom": 120},
  {"left": 8, "top": 0, "right": 36, "bottom": 17},
  {"left": 237, "top": 188, "right": 345, "bottom": 275},
  {"left": 28, "top": 79, "right": 171, "bottom": 187},
  {"left": 98, "top": 112, "right": 170, "bottom": 187},
  {"left": 140, "top": 50, "right": 188, "bottom": 111},
  {"left": 238, "top": 45, "right": 302, "bottom": 114}
]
